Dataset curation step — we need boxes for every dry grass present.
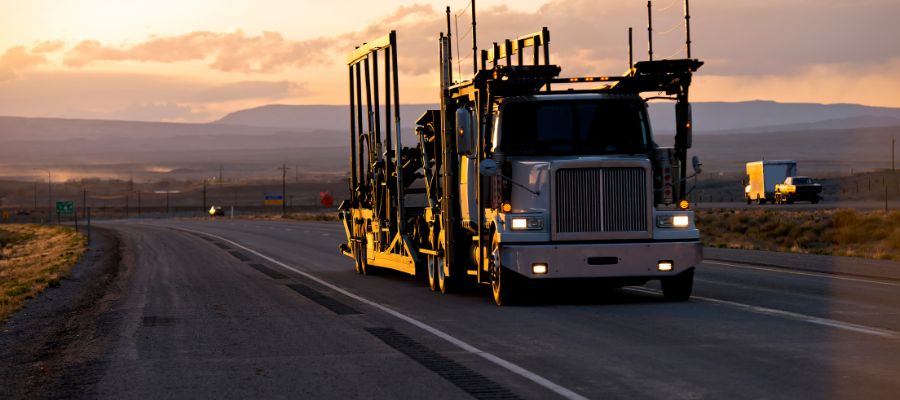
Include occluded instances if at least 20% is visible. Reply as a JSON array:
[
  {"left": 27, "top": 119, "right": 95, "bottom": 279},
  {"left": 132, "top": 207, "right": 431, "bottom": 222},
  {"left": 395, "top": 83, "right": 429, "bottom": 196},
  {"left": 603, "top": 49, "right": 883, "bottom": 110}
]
[
  {"left": 697, "top": 209, "right": 900, "bottom": 261},
  {"left": 0, "top": 224, "right": 86, "bottom": 322},
  {"left": 237, "top": 211, "right": 340, "bottom": 222}
]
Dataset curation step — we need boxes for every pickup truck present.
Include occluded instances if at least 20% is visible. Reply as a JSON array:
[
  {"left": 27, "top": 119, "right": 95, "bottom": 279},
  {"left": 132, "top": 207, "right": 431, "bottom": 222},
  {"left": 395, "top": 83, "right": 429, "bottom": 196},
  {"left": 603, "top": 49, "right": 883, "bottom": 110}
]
[{"left": 774, "top": 176, "right": 822, "bottom": 204}]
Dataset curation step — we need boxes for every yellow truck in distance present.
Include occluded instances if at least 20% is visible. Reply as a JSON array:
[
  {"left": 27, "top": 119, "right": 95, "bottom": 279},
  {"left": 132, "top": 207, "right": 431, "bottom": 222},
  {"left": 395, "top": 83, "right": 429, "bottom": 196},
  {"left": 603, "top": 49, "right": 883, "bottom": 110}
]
[{"left": 745, "top": 160, "right": 797, "bottom": 204}]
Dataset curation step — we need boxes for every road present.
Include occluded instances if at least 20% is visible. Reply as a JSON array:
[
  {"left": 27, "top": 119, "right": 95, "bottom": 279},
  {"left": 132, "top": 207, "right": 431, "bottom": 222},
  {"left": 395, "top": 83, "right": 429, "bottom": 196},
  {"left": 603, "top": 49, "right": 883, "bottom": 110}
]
[
  {"left": 81, "top": 219, "right": 900, "bottom": 399},
  {"left": 696, "top": 200, "right": 897, "bottom": 210}
]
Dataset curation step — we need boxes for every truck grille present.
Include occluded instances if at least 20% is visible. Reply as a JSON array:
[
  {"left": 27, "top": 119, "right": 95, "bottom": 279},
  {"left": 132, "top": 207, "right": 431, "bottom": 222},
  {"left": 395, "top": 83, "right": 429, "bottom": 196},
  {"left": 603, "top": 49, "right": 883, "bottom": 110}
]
[{"left": 555, "top": 167, "right": 648, "bottom": 234}]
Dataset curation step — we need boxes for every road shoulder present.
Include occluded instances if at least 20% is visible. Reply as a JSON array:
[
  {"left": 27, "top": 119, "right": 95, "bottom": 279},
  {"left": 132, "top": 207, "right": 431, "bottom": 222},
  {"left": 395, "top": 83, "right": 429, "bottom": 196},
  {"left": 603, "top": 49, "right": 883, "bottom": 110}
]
[
  {"left": 704, "top": 247, "right": 900, "bottom": 281},
  {"left": 0, "top": 228, "right": 125, "bottom": 399}
]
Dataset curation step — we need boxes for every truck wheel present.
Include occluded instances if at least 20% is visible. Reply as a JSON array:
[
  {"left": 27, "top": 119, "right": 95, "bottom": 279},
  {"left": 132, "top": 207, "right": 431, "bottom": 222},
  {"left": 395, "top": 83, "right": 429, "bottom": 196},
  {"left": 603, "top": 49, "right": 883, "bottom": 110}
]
[
  {"left": 491, "top": 265, "right": 519, "bottom": 306},
  {"left": 746, "top": 196, "right": 751, "bottom": 205},
  {"left": 490, "top": 243, "right": 519, "bottom": 306},
  {"left": 438, "top": 257, "right": 453, "bottom": 294},
  {"left": 354, "top": 224, "right": 368, "bottom": 275},
  {"left": 427, "top": 255, "right": 438, "bottom": 291},
  {"left": 660, "top": 268, "right": 693, "bottom": 301}
]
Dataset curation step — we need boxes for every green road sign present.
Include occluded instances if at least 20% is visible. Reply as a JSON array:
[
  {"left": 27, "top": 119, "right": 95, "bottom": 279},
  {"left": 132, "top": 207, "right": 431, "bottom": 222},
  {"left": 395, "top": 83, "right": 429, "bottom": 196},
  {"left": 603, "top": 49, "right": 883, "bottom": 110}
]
[{"left": 56, "top": 201, "right": 75, "bottom": 216}]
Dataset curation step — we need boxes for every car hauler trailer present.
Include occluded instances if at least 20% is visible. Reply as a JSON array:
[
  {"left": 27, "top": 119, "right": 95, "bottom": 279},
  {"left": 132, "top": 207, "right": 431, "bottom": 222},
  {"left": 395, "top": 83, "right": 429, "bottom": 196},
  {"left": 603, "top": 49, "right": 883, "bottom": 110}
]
[{"left": 338, "top": 3, "right": 704, "bottom": 305}]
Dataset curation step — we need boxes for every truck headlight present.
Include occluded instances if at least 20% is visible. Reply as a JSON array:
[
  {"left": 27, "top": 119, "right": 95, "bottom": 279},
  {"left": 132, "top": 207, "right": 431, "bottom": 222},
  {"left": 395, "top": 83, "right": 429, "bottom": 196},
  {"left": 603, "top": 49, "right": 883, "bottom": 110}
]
[
  {"left": 657, "top": 214, "right": 691, "bottom": 228},
  {"left": 510, "top": 216, "right": 543, "bottom": 230}
]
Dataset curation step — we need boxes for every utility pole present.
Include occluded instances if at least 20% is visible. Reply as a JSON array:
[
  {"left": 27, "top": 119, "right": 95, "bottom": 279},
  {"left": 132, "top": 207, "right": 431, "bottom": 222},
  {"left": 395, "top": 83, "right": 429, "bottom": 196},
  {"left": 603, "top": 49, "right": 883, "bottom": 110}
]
[
  {"left": 471, "top": 0, "right": 477, "bottom": 74},
  {"left": 647, "top": 1, "right": 653, "bottom": 61},
  {"left": 279, "top": 164, "right": 288, "bottom": 215},
  {"left": 34, "top": 168, "right": 51, "bottom": 221}
]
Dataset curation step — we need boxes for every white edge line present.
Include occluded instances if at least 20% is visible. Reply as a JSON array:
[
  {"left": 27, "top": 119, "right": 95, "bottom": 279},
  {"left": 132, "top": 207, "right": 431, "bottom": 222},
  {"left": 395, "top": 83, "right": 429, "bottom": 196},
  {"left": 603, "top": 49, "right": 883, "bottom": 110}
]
[
  {"left": 626, "top": 287, "right": 898, "bottom": 339},
  {"left": 176, "top": 226, "right": 589, "bottom": 400},
  {"left": 704, "top": 260, "right": 900, "bottom": 288}
]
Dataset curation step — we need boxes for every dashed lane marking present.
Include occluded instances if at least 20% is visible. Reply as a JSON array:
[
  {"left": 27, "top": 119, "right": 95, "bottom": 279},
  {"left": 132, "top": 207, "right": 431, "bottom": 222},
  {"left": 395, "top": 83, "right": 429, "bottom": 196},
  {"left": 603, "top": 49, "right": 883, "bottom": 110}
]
[
  {"left": 626, "top": 287, "right": 899, "bottom": 339},
  {"left": 173, "top": 226, "right": 588, "bottom": 400}
]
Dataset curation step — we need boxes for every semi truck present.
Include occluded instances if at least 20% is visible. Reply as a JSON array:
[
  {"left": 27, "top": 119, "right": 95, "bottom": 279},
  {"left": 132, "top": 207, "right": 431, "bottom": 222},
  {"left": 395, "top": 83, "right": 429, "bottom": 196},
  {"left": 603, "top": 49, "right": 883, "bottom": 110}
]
[
  {"left": 744, "top": 160, "right": 797, "bottom": 204},
  {"left": 338, "top": 4, "right": 703, "bottom": 305}
]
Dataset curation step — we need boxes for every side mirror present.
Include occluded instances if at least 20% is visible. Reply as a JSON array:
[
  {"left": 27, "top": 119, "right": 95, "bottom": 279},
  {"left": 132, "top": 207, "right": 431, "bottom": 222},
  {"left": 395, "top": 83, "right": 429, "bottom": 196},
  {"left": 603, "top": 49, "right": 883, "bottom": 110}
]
[
  {"left": 675, "top": 102, "right": 693, "bottom": 149},
  {"left": 456, "top": 108, "right": 476, "bottom": 156},
  {"left": 691, "top": 155, "right": 702, "bottom": 174},
  {"left": 479, "top": 158, "right": 499, "bottom": 177}
]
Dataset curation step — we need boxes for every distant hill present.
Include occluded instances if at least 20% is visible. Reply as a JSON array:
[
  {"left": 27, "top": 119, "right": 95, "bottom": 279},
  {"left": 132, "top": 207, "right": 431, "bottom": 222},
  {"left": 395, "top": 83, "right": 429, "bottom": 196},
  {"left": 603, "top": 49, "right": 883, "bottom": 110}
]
[
  {"left": 648, "top": 100, "right": 900, "bottom": 133},
  {"left": 216, "top": 101, "right": 900, "bottom": 134},
  {"left": 215, "top": 104, "right": 436, "bottom": 132}
]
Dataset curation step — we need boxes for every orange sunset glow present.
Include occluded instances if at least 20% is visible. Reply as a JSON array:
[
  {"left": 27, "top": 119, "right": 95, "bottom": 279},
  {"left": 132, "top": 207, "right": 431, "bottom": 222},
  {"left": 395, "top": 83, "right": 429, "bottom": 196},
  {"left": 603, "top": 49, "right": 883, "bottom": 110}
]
[{"left": 1, "top": 0, "right": 899, "bottom": 122}]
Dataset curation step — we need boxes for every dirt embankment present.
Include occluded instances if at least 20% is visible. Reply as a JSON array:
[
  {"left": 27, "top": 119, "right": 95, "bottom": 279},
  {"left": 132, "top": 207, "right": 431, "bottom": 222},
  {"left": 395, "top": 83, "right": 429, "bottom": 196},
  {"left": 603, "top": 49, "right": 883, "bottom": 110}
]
[{"left": 0, "top": 227, "right": 125, "bottom": 399}]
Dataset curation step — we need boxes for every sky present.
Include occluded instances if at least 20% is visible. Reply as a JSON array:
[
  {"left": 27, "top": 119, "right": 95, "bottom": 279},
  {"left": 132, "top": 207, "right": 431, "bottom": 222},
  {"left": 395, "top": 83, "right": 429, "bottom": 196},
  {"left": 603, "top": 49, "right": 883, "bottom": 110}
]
[{"left": 0, "top": 0, "right": 898, "bottom": 122}]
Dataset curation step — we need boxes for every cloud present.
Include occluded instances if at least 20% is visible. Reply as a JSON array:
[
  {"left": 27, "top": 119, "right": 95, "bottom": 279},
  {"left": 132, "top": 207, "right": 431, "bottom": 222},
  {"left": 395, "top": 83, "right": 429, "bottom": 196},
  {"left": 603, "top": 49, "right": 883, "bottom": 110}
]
[
  {"left": 32, "top": 40, "right": 65, "bottom": 53},
  {"left": 63, "top": 30, "right": 337, "bottom": 73},
  {"left": 0, "top": 46, "right": 47, "bottom": 81},
  {"left": 0, "top": 71, "right": 309, "bottom": 121}
]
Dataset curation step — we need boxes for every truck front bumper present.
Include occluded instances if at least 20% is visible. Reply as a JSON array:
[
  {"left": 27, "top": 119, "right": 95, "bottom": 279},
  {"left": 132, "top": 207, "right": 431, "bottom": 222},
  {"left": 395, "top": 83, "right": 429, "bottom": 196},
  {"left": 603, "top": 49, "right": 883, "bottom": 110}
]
[{"left": 500, "top": 240, "right": 702, "bottom": 279}]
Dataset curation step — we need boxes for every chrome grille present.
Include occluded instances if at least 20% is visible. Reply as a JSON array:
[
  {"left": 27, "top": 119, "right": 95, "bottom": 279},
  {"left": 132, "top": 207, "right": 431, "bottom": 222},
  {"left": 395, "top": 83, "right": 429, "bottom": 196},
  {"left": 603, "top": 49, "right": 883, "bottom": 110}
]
[{"left": 555, "top": 167, "right": 648, "bottom": 234}]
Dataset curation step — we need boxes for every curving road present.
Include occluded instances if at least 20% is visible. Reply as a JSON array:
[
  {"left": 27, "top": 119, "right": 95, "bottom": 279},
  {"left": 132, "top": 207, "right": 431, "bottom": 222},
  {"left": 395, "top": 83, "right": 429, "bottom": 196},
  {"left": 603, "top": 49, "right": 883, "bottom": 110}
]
[{"left": 86, "top": 219, "right": 900, "bottom": 399}]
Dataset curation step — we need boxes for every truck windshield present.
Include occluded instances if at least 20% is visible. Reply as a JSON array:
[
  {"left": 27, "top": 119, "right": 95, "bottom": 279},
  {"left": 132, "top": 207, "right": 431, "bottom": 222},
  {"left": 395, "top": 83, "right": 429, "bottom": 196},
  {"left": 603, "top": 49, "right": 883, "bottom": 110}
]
[
  {"left": 499, "top": 99, "right": 650, "bottom": 156},
  {"left": 792, "top": 177, "right": 812, "bottom": 184}
]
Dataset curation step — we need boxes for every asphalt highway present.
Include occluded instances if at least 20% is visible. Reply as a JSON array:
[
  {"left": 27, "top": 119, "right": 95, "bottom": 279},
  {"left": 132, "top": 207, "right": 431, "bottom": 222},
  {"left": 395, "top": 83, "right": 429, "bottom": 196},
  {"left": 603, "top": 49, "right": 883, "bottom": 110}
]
[{"left": 90, "top": 219, "right": 900, "bottom": 399}]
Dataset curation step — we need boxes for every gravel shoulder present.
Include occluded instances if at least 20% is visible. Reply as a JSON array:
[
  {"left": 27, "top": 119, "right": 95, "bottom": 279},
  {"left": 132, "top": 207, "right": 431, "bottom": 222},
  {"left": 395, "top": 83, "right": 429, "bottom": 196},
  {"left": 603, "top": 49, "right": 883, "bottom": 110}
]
[{"left": 0, "top": 228, "right": 125, "bottom": 399}]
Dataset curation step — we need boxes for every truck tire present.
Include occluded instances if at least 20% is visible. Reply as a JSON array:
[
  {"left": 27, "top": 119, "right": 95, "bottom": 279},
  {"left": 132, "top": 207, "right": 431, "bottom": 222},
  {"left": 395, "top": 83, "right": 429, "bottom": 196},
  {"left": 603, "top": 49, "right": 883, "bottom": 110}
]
[
  {"left": 491, "top": 265, "right": 520, "bottom": 306},
  {"left": 746, "top": 196, "right": 751, "bottom": 205},
  {"left": 490, "top": 240, "right": 519, "bottom": 306},
  {"left": 427, "top": 254, "right": 439, "bottom": 291},
  {"left": 438, "top": 257, "right": 454, "bottom": 294},
  {"left": 660, "top": 268, "right": 694, "bottom": 301},
  {"left": 354, "top": 223, "right": 368, "bottom": 275}
]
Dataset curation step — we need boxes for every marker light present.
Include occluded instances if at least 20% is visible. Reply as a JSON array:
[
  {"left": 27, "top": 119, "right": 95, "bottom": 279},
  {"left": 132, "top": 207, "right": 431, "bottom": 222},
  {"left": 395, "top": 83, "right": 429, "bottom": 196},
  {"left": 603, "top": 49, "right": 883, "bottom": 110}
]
[
  {"left": 658, "top": 261, "right": 673, "bottom": 272},
  {"left": 679, "top": 200, "right": 690, "bottom": 209},
  {"left": 501, "top": 202, "right": 512, "bottom": 212},
  {"left": 532, "top": 263, "right": 548, "bottom": 274}
]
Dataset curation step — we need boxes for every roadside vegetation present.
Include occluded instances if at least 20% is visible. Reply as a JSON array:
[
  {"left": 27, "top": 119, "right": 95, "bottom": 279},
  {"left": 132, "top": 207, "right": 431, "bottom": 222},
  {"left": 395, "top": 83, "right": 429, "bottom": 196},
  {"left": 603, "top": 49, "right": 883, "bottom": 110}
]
[
  {"left": 230, "top": 211, "right": 340, "bottom": 222},
  {"left": 697, "top": 209, "right": 900, "bottom": 261},
  {"left": 0, "top": 224, "right": 86, "bottom": 322}
]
